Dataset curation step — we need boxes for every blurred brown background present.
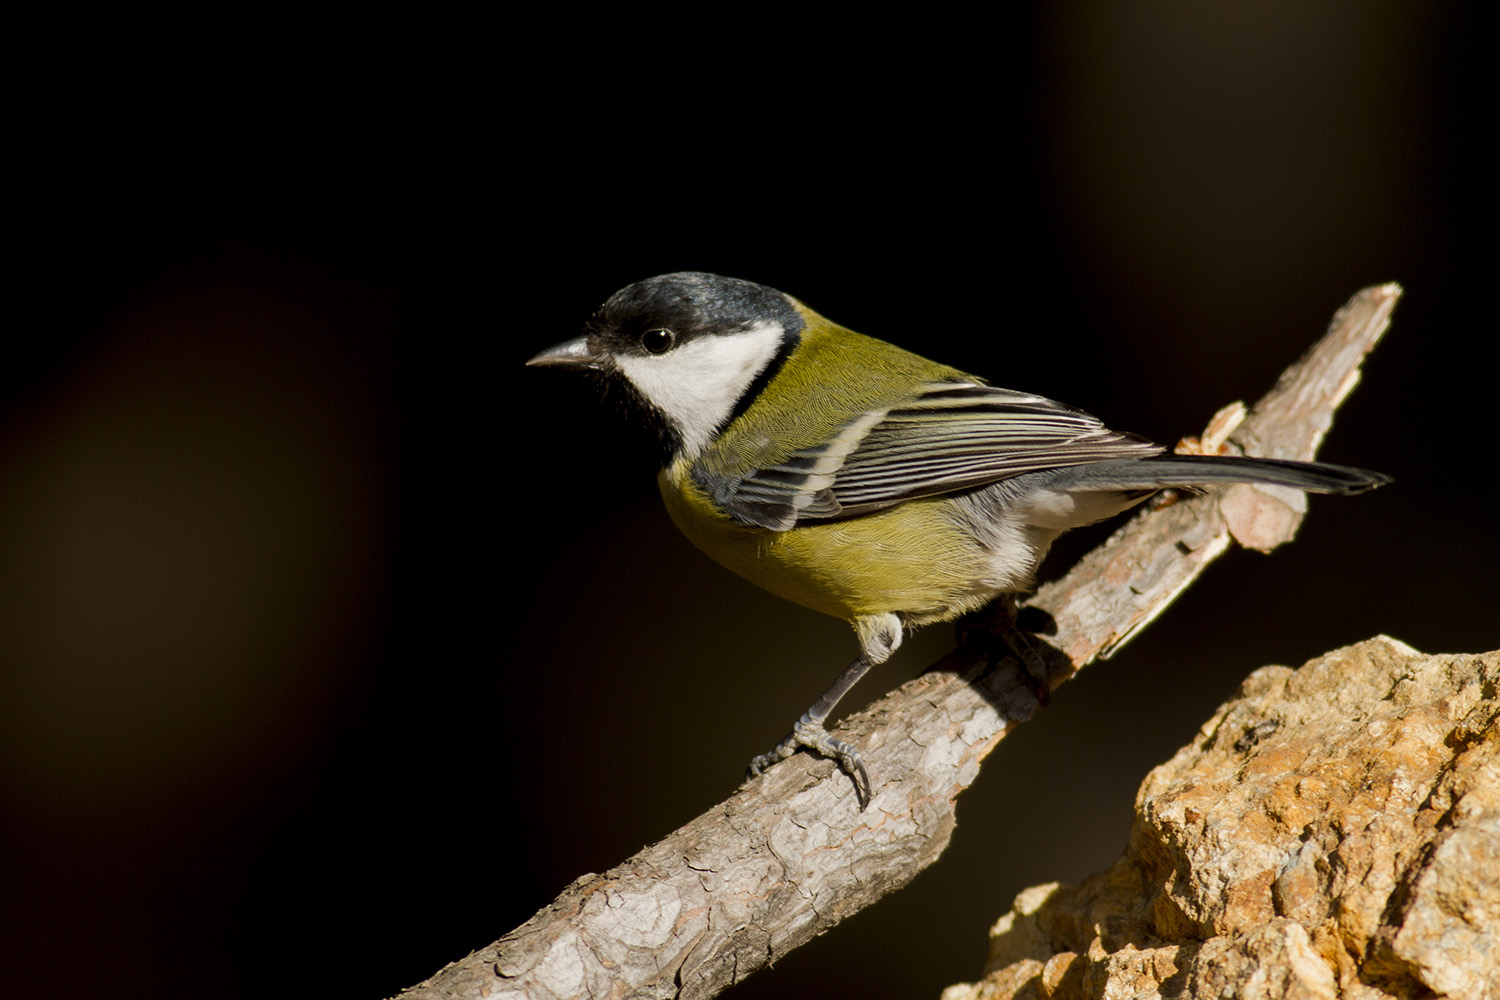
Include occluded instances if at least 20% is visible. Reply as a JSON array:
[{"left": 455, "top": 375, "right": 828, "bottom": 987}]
[{"left": 3, "top": 5, "right": 1493, "bottom": 997}]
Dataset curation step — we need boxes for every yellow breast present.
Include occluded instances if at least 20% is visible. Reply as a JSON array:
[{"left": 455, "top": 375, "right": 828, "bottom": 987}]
[{"left": 658, "top": 461, "right": 997, "bottom": 627}]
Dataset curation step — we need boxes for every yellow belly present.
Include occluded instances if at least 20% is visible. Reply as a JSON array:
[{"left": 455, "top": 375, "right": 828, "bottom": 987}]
[{"left": 658, "top": 465, "right": 998, "bottom": 626}]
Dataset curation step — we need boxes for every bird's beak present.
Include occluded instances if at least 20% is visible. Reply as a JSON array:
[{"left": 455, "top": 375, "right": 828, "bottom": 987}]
[{"left": 527, "top": 335, "right": 607, "bottom": 371}]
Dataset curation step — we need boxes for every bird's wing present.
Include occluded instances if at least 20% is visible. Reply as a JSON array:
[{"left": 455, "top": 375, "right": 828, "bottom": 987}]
[{"left": 699, "top": 381, "right": 1162, "bottom": 531}]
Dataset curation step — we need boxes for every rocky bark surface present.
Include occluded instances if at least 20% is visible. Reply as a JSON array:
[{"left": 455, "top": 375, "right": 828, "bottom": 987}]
[{"left": 943, "top": 637, "right": 1500, "bottom": 1000}]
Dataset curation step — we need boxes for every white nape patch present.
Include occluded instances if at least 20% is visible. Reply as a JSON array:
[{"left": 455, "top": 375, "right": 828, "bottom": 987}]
[{"left": 615, "top": 321, "right": 785, "bottom": 460}]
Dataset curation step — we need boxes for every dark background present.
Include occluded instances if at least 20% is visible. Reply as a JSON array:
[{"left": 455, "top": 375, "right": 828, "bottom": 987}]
[{"left": 3, "top": 6, "right": 1493, "bottom": 998}]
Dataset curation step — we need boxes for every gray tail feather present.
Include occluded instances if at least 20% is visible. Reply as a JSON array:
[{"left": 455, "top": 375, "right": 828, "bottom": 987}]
[{"left": 1047, "top": 455, "right": 1392, "bottom": 495}]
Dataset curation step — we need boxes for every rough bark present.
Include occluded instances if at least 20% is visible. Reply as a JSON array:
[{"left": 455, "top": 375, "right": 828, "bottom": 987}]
[
  {"left": 941, "top": 639, "right": 1500, "bottom": 1000},
  {"left": 394, "top": 284, "right": 1400, "bottom": 1000}
]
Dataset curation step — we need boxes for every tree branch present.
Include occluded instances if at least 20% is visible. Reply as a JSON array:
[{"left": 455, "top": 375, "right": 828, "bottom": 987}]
[{"left": 395, "top": 284, "right": 1401, "bottom": 1000}]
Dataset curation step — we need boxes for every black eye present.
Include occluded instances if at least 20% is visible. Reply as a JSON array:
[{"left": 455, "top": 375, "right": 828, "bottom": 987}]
[{"left": 640, "top": 328, "right": 675, "bottom": 354}]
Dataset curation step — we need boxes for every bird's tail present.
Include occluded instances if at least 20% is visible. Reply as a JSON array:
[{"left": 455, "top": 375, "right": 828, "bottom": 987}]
[{"left": 1044, "top": 455, "right": 1391, "bottom": 495}]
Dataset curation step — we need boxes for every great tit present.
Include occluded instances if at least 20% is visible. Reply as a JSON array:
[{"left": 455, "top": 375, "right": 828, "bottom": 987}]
[{"left": 528, "top": 272, "right": 1389, "bottom": 807}]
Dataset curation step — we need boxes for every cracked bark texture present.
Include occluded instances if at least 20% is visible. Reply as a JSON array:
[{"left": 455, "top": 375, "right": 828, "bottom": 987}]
[
  {"left": 394, "top": 287, "right": 1400, "bottom": 1000},
  {"left": 942, "top": 638, "right": 1500, "bottom": 1000}
]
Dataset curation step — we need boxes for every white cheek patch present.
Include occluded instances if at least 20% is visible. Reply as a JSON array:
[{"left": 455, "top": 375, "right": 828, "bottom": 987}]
[{"left": 615, "top": 321, "right": 785, "bottom": 460}]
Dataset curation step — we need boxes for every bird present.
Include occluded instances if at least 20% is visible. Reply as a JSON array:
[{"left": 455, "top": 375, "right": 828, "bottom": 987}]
[{"left": 527, "top": 272, "right": 1390, "bottom": 808}]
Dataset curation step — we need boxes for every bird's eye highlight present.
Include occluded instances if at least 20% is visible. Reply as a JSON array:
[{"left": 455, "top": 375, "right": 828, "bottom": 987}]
[{"left": 640, "top": 328, "right": 675, "bottom": 354}]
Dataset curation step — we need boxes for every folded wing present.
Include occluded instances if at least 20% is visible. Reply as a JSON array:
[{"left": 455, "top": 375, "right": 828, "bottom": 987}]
[{"left": 701, "top": 381, "right": 1163, "bottom": 530}]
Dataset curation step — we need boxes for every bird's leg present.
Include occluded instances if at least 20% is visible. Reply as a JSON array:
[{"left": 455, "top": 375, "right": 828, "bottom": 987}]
[
  {"left": 960, "top": 594, "right": 1056, "bottom": 705},
  {"left": 746, "top": 653, "right": 874, "bottom": 808}
]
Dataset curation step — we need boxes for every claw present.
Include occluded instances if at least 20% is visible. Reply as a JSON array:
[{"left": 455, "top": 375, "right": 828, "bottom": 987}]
[
  {"left": 960, "top": 596, "right": 1058, "bottom": 705},
  {"left": 747, "top": 718, "right": 872, "bottom": 808},
  {"left": 1002, "top": 625, "right": 1054, "bottom": 705}
]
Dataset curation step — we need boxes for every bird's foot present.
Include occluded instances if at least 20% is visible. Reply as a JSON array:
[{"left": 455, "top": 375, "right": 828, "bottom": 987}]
[
  {"left": 1000, "top": 624, "right": 1054, "bottom": 705},
  {"left": 747, "top": 717, "right": 872, "bottom": 808},
  {"left": 959, "top": 600, "right": 1059, "bottom": 705}
]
